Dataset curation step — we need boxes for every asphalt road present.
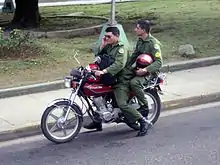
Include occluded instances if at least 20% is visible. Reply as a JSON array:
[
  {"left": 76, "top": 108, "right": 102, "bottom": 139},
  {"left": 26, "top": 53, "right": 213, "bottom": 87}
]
[{"left": 1, "top": 102, "right": 220, "bottom": 165}]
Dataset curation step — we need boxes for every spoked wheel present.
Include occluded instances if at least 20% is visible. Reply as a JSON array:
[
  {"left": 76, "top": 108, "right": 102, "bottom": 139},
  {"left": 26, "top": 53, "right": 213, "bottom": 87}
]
[
  {"left": 125, "top": 89, "right": 161, "bottom": 130},
  {"left": 41, "top": 100, "right": 83, "bottom": 144}
]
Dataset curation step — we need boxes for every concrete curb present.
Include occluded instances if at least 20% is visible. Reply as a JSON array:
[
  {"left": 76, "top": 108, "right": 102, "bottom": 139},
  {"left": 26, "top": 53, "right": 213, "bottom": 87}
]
[
  {"left": 29, "top": 15, "right": 109, "bottom": 38},
  {"left": 1, "top": 56, "right": 220, "bottom": 99},
  {"left": 0, "top": 91, "right": 220, "bottom": 142},
  {"left": 32, "top": 24, "right": 104, "bottom": 38},
  {"left": 0, "top": 80, "right": 64, "bottom": 99},
  {"left": 161, "top": 56, "right": 220, "bottom": 72}
]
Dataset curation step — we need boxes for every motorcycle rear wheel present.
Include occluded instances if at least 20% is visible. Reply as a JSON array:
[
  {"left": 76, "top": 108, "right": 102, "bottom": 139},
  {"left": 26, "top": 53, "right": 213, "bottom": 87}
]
[
  {"left": 41, "top": 100, "right": 83, "bottom": 144},
  {"left": 125, "top": 88, "right": 161, "bottom": 130}
]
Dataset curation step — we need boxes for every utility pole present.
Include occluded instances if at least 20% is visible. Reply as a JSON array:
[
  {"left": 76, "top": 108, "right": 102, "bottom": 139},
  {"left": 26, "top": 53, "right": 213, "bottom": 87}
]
[{"left": 109, "top": 0, "right": 117, "bottom": 25}]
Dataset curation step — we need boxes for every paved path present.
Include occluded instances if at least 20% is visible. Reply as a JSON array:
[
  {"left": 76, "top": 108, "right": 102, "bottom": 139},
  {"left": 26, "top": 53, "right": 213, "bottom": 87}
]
[
  {"left": 0, "top": 0, "right": 136, "bottom": 9},
  {"left": 1, "top": 102, "right": 220, "bottom": 165}
]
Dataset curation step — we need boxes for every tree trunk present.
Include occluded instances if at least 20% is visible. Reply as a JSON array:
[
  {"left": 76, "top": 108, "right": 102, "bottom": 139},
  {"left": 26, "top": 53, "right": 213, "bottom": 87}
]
[{"left": 11, "top": 0, "right": 41, "bottom": 28}]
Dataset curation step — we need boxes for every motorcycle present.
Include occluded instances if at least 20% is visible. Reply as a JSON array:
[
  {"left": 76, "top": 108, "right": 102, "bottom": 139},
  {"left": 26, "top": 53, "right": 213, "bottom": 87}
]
[{"left": 40, "top": 57, "right": 166, "bottom": 144}]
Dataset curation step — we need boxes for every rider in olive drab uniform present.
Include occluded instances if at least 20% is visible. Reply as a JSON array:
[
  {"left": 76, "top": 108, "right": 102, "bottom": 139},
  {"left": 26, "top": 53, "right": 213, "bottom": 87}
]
[{"left": 84, "top": 26, "right": 129, "bottom": 131}]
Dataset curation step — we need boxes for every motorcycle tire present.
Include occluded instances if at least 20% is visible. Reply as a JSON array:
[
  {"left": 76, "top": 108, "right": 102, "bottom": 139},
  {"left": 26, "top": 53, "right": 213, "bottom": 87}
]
[
  {"left": 125, "top": 88, "right": 161, "bottom": 130},
  {"left": 41, "top": 100, "right": 83, "bottom": 144},
  {"left": 144, "top": 88, "right": 161, "bottom": 124}
]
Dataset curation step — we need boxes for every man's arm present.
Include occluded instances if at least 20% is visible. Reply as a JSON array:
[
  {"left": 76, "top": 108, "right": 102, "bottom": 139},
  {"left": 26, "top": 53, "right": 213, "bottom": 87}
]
[
  {"left": 146, "top": 42, "right": 163, "bottom": 73},
  {"left": 95, "top": 44, "right": 108, "bottom": 57},
  {"left": 103, "top": 46, "right": 128, "bottom": 76},
  {"left": 127, "top": 40, "right": 141, "bottom": 67}
]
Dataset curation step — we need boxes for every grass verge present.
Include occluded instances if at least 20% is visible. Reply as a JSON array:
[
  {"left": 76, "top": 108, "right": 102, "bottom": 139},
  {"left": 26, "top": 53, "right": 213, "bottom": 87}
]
[{"left": 0, "top": 0, "right": 220, "bottom": 88}]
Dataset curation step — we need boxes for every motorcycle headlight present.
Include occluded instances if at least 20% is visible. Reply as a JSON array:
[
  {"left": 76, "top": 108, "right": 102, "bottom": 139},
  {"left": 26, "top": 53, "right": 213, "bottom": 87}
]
[{"left": 64, "top": 76, "right": 72, "bottom": 88}]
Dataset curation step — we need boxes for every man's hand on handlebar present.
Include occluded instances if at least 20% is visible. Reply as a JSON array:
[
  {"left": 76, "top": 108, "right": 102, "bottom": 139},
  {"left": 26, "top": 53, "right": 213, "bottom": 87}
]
[
  {"left": 93, "top": 69, "right": 107, "bottom": 77},
  {"left": 94, "top": 70, "right": 104, "bottom": 77}
]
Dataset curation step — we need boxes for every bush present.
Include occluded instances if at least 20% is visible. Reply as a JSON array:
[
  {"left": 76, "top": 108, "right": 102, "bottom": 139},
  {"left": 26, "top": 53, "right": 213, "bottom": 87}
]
[{"left": 0, "top": 28, "right": 35, "bottom": 57}]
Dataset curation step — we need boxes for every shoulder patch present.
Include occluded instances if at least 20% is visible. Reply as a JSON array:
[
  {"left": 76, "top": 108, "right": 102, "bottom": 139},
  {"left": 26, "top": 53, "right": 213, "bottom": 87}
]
[
  {"left": 118, "top": 47, "right": 125, "bottom": 54},
  {"left": 154, "top": 43, "right": 160, "bottom": 50},
  {"left": 155, "top": 52, "right": 161, "bottom": 58}
]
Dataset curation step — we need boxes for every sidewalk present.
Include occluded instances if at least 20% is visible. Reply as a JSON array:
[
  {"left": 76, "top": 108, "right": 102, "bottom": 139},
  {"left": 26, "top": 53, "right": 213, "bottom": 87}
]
[{"left": 0, "top": 64, "right": 220, "bottom": 142}]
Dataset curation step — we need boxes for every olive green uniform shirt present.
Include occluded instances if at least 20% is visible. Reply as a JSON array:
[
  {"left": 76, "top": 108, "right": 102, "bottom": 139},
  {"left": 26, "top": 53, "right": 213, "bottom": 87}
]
[
  {"left": 122, "top": 34, "right": 163, "bottom": 81},
  {"left": 96, "top": 41, "right": 129, "bottom": 77}
]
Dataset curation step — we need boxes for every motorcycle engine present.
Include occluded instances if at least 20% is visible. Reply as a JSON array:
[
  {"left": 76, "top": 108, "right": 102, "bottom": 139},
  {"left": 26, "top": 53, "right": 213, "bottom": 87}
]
[{"left": 93, "top": 96, "right": 118, "bottom": 122}]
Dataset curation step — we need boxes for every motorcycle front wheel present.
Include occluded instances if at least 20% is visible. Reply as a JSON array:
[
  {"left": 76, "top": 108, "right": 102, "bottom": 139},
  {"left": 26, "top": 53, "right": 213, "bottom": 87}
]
[{"left": 41, "top": 100, "right": 83, "bottom": 144}]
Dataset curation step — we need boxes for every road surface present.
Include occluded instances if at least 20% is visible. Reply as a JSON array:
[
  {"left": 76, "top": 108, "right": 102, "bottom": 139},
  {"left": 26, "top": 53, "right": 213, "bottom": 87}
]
[{"left": 0, "top": 102, "right": 220, "bottom": 165}]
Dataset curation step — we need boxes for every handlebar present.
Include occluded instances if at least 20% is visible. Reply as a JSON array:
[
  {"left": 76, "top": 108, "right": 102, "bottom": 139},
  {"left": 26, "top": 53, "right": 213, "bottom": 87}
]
[
  {"left": 94, "top": 56, "right": 101, "bottom": 64},
  {"left": 90, "top": 70, "right": 97, "bottom": 80},
  {"left": 84, "top": 70, "right": 97, "bottom": 80}
]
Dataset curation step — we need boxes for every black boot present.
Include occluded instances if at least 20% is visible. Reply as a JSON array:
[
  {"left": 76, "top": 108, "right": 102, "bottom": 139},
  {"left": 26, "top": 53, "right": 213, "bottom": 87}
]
[
  {"left": 137, "top": 105, "right": 149, "bottom": 118},
  {"left": 83, "top": 121, "right": 102, "bottom": 131},
  {"left": 136, "top": 117, "right": 149, "bottom": 137}
]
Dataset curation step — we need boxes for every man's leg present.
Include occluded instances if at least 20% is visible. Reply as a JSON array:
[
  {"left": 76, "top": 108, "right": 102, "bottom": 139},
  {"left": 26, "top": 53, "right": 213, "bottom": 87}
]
[
  {"left": 83, "top": 120, "right": 102, "bottom": 131},
  {"left": 114, "top": 85, "right": 149, "bottom": 136},
  {"left": 130, "top": 76, "right": 149, "bottom": 118},
  {"left": 83, "top": 110, "right": 102, "bottom": 131},
  {"left": 114, "top": 86, "right": 141, "bottom": 123}
]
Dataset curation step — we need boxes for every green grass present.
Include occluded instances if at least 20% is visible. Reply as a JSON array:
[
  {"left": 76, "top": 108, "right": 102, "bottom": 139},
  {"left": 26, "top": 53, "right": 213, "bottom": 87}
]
[
  {"left": 0, "top": 36, "right": 99, "bottom": 88},
  {"left": 38, "top": 0, "right": 220, "bottom": 59},
  {"left": 39, "top": 16, "right": 106, "bottom": 31},
  {"left": 0, "top": 0, "right": 220, "bottom": 88}
]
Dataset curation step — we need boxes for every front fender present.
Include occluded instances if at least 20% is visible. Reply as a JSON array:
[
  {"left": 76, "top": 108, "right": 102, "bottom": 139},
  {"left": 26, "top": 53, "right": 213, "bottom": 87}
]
[
  {"left": 46, "top": 98, "right": 71, "bottom": 108},
  {"left": 45, "top": 98, "right": 83, "bottom": 117}
]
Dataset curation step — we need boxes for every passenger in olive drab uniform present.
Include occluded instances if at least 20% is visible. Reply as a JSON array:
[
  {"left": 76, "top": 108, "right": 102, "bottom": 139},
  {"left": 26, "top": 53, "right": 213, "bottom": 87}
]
[
  {"left": 129, "top": 20, "right": 163, "bottom": 119},
  {"left": 114, "top": 20, "right": 163, "bottom": 137},
  {"left": 84, "top": 26, "right": 129, "bottom": 131}
]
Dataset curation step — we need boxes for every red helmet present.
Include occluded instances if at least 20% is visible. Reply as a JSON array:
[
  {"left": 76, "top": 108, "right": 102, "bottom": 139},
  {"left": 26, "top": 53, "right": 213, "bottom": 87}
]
[
  {"left": 87, "top": 63, "right": 100, "bottom": 71},
  {"left": 136, "top": 54, "right": 153, "bottom": 68}
]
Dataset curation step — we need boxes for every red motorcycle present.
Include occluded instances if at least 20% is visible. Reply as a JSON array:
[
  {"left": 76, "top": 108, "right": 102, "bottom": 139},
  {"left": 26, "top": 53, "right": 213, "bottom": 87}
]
[{"left": 41, "top": 59, "right": 166, "bottom": 144}]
